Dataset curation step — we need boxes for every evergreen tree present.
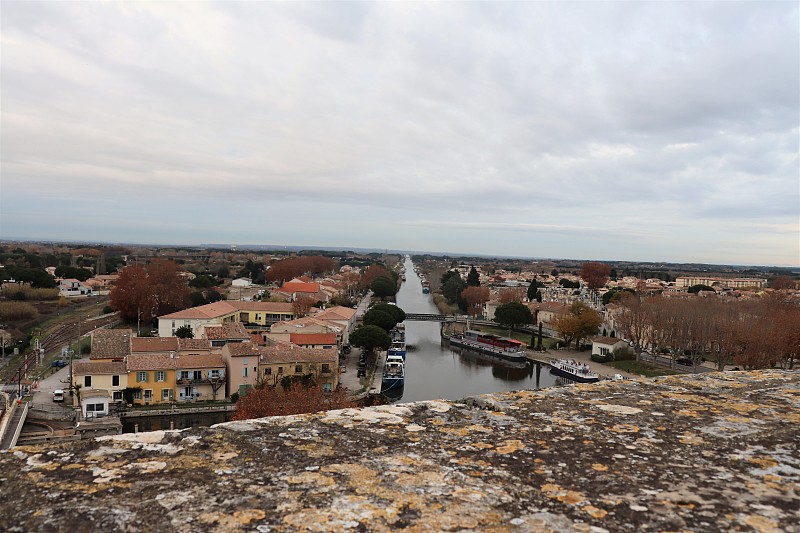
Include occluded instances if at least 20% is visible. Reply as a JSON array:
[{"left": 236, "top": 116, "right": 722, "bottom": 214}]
[{"left": 466, "top": 266, "right": 480, "bottom": 287}]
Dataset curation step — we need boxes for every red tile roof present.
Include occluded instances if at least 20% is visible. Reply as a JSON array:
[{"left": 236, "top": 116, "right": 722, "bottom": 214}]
[
  {"left": 278, "top": 282, "right": 320, "bottom": 294},
  {"left": 90, "top": 329, "right": 132, "bottom": 360},
  {"left": 131, "top": 337, "right": 179, "bottom": 353},
  {"left": 289, "top": 333, "right": 337, "bottom": 346},
  {"left": 73, "top": 361, "right": 126, "bottom": 375},
  {"left": 314, "top": 306, "right": 356, "bottom": 321},
  {"left": 259, "top": 341, "right": 337, "bottom": 365}
]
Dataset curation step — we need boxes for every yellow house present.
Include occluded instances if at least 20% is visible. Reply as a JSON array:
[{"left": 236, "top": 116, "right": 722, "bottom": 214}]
[
  {"left": 258, "top": 341, "right": 339, "bottom": 392},
  {"left": 126, "top": 354, "right": 178, "bottom": 404}
]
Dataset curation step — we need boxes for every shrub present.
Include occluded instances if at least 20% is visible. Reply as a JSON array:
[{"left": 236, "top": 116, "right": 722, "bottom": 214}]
[
  {"left": 613, "top": 346, "right": 636, "bottom": 361},
  {"left": 230, "top": 392, "right": 240, "bottom": 404},
  {"left": 591, "top": 353, "right": 614, "bottom": 363},
  {"left": 0, "top": 301, "right": 38, "bottom": 321},
  {"left": 2, "top": 286, "right": 59, "bottom": 301},
  {"left": 102, "top": 305, "right": 113, "bottom": 314}
]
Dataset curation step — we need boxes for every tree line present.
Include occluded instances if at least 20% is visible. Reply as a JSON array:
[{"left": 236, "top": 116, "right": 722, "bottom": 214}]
[{"left": 614, "top": 294, "right": 799, "bottom": 370}]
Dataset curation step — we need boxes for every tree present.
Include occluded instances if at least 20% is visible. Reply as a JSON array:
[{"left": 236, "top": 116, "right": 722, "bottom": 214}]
[
  {"left": 233, "top": 382, "right": 355, "bottom": 420},
  {"left": 553, "top": 302, "right": 602, "bottom": 349},
  {"left": 688, "top": 284, "right": 715, "bottom": 294},
  {"left": 500, "top": 287, "right": 526, "bottom": 304},
  {"left": 441, "top": 271, "right": 466, "bottom": 307},
  {"left": 175, "top": 325, "right": 194, "bottom": 339},
  {"left": 559, "top": 278, "right": 580, "bottom": 289},
  {"left": 371, "top": 276, "right": 398, "bottom": 299},
  {"left": 292, "top": 295, "right": 316, "bottom": 318},
  {"left": 461, "top": 286, "right": 490, "bottom": 317},
  {"left": 526, "top": 280, "right": 542, "bottom": 302},
  {"left": 54, "top": 265, "right": 94, "bottom": 282},
  {"left": 110, "top": 265, "right": 155, "bottom": 322},
  {"left": 350, "top": 325, "right": 392, "bottom": 354},
  {"left": 147, "top": 260, "right": 191, "bottom": 317},
  {"left": 363, "top": 309, "right": 397, "bottom": 332},
  {"left": 370, "top": 303, "right": 406, "bottom": 324},
  {"left": 769, "top": 275, "right": 796, "bottom": 290},
  {"left": 494, "top": 302, "right": 533, "bottom": 328},
  {"left": 359, "top": 265, "right": 393, "bottom": 290},
  {"left": 580, "top": 262, "right": 611, "bottom": 291},
  {"left": 466, "top": 266, "right": 480, "bottom": 287}
]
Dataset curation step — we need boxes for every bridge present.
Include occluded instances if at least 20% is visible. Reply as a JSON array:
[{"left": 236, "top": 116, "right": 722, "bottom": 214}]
[{"left": 404, "top": 313, "right": 449, "bottom": 322}]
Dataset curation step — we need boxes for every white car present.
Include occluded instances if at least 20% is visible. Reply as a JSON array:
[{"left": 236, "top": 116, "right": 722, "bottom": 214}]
[{"left": 53, "top": 389, "right": 64, "bottom": 402}]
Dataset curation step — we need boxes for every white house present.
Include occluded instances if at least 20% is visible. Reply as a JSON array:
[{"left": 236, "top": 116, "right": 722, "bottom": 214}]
[
  {"left": 592, "top": 336, "right": 629, "bottom": 358},
  {"left": 59, "top": 279, "right": 93, "bottom": 297}
]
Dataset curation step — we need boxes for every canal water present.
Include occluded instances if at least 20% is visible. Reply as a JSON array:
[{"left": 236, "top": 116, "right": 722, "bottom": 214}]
[{"left": 390, "top": 258, "right": 563, "bottom": 403}]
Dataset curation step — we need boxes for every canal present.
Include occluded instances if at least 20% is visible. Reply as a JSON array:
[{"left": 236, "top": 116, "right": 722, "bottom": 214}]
[{"left": 391, "top": 257, "right": 563, "bottom": 403}]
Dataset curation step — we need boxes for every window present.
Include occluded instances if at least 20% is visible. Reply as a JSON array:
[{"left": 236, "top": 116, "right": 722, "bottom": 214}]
[
  {"left": 84, "top": 376, "right": 92, "bottom": 388},
  {"left": 277, "top": 366, "right": 283, "bottom": 374},
  {"left": 112, "top": 391, "right": 123, "bottom": 401},
  {"left": 295, "top": 365, "right": 303, "bottom": 374},
  {"left": 86, "top": 403, "right": 105, "bottom": 413},
  {"left": 209, "top": 370, "right": 222, "bottom": 379},
  {"left": 600, "top": 347, "right": 609, "bottom": 356},
  {"left": 162, "top": 389, "right": 172, "bottom": 401},
  {"left": 321, "top": 364, "right": 331, "bottom": 373},
  {"left": 323, "top": 345, "right": 332, "bottom": 350},
  {"left": 144, "top": 390, "right": 153, "bottom": 401},
  {"left": 137, "top": 371, "right": 148, "bottom": 383},
  {"left": 243, "top": 358, "right": 249, "bottom": 365},
  {"left": 193, "top": 370, "right": 202, "bottom": 380},
  {"left": 243, "top": 367, "right": 248, "bottom": 378},
  {"left": 112, "top": 375, "right": 120, "bottom": 387},
  {"left": 179, "top": 370, "right": 190, "bottom": 380},
  {"left": 323, "top": 383, "right": 331, "bottom": 393},
  {"left": 133, "top": 390, "right": 142, "bottom": 400},
  {"left": 264, "top": 368, "right": 272, "bottom": 376},
  {"left": 155, "top": 371, "right": 166, "bottom": 382}
]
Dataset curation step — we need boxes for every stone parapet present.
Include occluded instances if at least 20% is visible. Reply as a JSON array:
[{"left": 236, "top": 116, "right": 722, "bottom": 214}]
[{"left": 1, "top": 370, "right": 798, "bottom": 532}]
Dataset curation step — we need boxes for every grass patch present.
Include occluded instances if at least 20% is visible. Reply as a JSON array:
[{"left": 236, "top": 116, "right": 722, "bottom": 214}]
[{"left": 608, "top": 360, "right": 681, "bottom": 377}]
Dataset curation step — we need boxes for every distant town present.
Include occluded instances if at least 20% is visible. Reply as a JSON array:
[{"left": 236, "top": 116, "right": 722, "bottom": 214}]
[{"left": 0, "top": 239, "right": 797, "bottom": 447}]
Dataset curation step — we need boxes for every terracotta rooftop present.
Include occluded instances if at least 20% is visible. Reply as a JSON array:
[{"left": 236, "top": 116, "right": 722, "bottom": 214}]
[
  {"left": 130, "top": 336, "right": 179, "bottom": 353},
  {"left": 289, "top": 333, "right": 337, "bottom": 346},
  {"left": 278, "top": 282, "right": 320, "bottom": 294},
  {"left": 72, "top": 361, "right": 126, "bottom": 376},
  {"left": 175, "top": 354, "right": 225, "bottom": 370},
  {"left": 90, "top": 329, "right": 132, "bottom": 360},
  {"left": 177, "top": 338, "right": 212, "bottom": 351},
  {"left": 4, "top": 370, "right": 796, "bottom": 531},
  {"left": 202, "top": 322, "right": 249, "bottom": 341},
  {"left": 314, "top": 306, "right": 356, "bottom": 320},
  {"left": 225, "top": 343, "right": 262, "bottom": 358},
  {"left": 125, "top": 353, "right": 178, "bottom": 371},
  {"left": 593, "top": 336, "right": 626, "bottom": 345},
  {"left": 260, "top": 341, "right": 338, "bottom": 364},
  {"left": 159, "top": 301, "right": 238, "bottom": 320}
]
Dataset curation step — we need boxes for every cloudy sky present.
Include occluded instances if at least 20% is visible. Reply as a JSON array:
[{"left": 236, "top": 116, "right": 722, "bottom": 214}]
[{"left": 1, "top": 2, "right": 798, "bottom": 266}]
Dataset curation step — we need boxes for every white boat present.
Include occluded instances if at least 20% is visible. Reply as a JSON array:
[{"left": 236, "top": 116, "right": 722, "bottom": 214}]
[{"left": 548, "top": 359, "right": 600, "bottom": 383}]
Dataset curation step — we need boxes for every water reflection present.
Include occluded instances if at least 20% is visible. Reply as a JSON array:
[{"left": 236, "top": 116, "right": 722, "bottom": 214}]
[{"left": 388, "top": 258, "right": 562, "bottom": 403}]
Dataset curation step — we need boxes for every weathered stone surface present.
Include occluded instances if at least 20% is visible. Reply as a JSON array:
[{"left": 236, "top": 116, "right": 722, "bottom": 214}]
[{"left": 1, "top": 370, "right": 798, "bottom": 532}]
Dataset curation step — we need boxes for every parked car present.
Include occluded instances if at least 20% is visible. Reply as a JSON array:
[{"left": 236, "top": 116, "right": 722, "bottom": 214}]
[
  {"left": 52, "top": 390, "right": 64, "bottom": 402},
  {"left": 51, "top": 360, "right": 68, "bottom": 368},
  {"left": 340, "top": 365, "right": 346, "bottom": 373},
  {"left": 357, "top": 368, "right": 366, "bottom": 378},
  {"left": 676, "top": 357, "right": 694, "bottom": 366}
]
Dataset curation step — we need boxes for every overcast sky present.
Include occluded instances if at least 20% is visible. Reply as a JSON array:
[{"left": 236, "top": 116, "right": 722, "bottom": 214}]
[{"left": 1, "top": 2, "right": 798, "bottom": 266}]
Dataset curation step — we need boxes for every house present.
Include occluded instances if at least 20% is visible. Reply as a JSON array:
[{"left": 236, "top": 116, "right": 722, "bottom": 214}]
[
  {"left": 592, "top": 336, "right": 629, "bottom": 358},
  {"left": 266, "top": 317, "right": 342, "bottom": 345},
  {"left": 72, "top": 361, "right": 127, "bottom": 416},
  {"left": 232, "top": 278, "right": 253, "bottom": 288},
  {"left": 90, "top": 329, "right": 132, "bottom": 361},
  {"left": 312, "top": 306, "right": 357, "bottom": 343},
  {"left": 258, "top": 341, "right": 339, "bottom": 392},
  {"left": 175, "top": 354, "right": 227, "bottom": 402},
  {"left": 125, "top": 354, "right": 178, "bottom": 404},
  {"left": 274, "top": 281, "right": 328, "bottom": 303},
  {"left": 59, "top": 279, "right": 93, "bottom": 297},
  {"left": 222, "top": 342, "right": 263, "bottom": 397},
  {"left": 158, "top": 301, "right": 298, "bottom": 337},
  {"left": 200, "top": 322, "right": 250, "bottom": 348},
  {"left": 530, "top": 302, "right": 571, "bottom": 329},
  {"left": 289, "top": 333, "right": 338, "bottom": 351}
]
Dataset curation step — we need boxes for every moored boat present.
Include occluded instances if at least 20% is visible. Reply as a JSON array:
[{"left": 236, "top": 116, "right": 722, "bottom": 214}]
[
  {"left": 448, "top": 330, "right": 528, "bottom": 364},
  {"left": 382, "top": 358, "right": 405, "bottom": 390},
  {"left": 548, "top": 359, "right": 600, "bottom": 383}
]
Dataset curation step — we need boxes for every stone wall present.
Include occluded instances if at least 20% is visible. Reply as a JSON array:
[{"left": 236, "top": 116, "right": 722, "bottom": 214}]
[{"left": 1, "top": 370, "right": 798, "bottom": 532}]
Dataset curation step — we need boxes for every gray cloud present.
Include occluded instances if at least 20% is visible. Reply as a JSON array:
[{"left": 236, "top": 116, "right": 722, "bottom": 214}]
[{"left": 1, "top": 2, "right": 797, "bottom": 265}]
